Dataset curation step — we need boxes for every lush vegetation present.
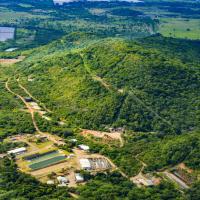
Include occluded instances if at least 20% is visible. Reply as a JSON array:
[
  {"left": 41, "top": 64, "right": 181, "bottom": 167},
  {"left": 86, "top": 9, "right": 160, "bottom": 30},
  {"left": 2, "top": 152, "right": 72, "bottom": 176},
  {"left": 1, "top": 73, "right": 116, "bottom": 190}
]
[
  {"left": 77, "top": 171, "right": 184, "bottom": 200},
  {"left": 0, "top": 157, "right": 72, "bottom": 199},
  {"left": 0, "top": 0, "right": 157, "bottom": 51},
  {"left": 16, "top": 35, "right": 200, "bottom": 134},
  {"left": 0, "top": 141, "right": 27, "bottom": 153},
  {"left": 0, "top": 157, "right": 198, "bottom": 200},
  {"left": 0, "top": 1, "right": 200, "bottom": 199},
  {"left": 0, "top": 0, "right": 199, "bottom": 52},
  {"left": 0, "top": 66, "right": 35, "bottom": 139}
]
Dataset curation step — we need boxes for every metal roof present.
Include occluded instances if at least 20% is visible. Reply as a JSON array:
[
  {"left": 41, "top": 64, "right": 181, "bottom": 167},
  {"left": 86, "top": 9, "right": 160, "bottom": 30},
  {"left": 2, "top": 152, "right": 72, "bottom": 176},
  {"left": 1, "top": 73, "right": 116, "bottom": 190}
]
[
  {"left": 80, "top": 158, "right": 91, "bottom": 169},
  {"left": 75, "top": 173, "right": 84, "bottom": 182},
  {"left": 78, "top": 144, "right": 90, "bottom": 151},
  {"left": 7, "top": 147, "right": 26, "bottom": 154}
]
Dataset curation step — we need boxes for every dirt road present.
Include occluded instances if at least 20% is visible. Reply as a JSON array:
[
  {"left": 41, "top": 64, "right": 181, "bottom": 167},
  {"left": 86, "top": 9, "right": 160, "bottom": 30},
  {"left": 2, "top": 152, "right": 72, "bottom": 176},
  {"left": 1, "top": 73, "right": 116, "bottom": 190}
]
[
  {"left": 17, "top": 78, "right": 52, "bottom": 113},
  {"left": 81, "top": 129, "right": 124, "bottom": 147},
  {"left": 5, "top": 78, "right": 42, "bottom": 134},
  {"left": 163, "top": 171, "right": 189, "bottom": 189}
]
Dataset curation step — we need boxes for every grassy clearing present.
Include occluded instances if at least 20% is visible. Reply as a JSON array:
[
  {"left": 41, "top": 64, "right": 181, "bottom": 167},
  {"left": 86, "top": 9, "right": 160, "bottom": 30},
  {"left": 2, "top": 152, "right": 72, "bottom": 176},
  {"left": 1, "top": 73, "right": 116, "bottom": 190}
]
[{"left": 159, "top": 18, "right": 200, "bottom": 40}]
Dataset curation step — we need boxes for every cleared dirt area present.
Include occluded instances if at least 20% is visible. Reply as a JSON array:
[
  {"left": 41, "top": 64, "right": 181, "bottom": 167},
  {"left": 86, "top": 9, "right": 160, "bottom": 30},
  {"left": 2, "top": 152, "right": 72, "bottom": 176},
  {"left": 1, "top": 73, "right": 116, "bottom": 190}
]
[
  {"left": 81, "top": 129, "right": 124, "bottom": 147},
  {"left": 0, "top": 56, "right": 25, "bottom": 65},
  {"left": 178, "top": 163, "right": 193, "bottom": 174}
]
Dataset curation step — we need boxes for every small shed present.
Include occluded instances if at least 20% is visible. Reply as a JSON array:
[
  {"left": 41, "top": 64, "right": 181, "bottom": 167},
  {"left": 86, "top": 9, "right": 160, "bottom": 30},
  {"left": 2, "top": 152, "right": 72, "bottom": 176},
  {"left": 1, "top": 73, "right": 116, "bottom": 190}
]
[
  {"left": 138, "top": 178, "right": 154, "bottom": 186},
  {"left": 58, "top": 183, "right": 67, "bottom": 187},
  {"left": 47, "top": 180, "right": 54, "bottom": 185},
  {"left": 78, "top": 144, "right": 90, "bottom": 151},
  {"left": 0, "top": 154, "right": 6, "bottom": 158},
  {"left": 75, "top": 173, "right": 84, "bottom": 183}
]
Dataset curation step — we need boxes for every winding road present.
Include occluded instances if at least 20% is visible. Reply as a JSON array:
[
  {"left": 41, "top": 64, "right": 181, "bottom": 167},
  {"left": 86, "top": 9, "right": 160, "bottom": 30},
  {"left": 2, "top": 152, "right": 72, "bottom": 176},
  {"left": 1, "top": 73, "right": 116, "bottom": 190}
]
[{"left": 5, "top": 78, "right": 42, "bottom": 134}]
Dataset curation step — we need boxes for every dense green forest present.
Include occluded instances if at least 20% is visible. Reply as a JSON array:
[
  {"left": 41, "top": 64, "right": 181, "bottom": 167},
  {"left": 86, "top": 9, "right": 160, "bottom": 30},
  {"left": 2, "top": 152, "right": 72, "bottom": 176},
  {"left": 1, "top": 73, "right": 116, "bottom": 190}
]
[
  {"left": 16, "top": 34, "right": 200, "bottom": 134},
  {"left": 1, "top": 31, "right": 200, "bottom": 199},
  {"left": 6, "top": 33, "right": 199, "bottom": 193},
  {"left": 0, "top": 158, "right": 72, "bottom": 199}
]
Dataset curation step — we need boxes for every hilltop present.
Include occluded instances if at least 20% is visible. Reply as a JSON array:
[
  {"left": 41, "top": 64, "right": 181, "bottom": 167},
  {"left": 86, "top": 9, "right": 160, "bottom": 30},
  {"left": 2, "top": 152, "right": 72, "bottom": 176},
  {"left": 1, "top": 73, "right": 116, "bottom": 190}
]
[{"left": 16, "top": 34, "right": 200, "bottom": 134}]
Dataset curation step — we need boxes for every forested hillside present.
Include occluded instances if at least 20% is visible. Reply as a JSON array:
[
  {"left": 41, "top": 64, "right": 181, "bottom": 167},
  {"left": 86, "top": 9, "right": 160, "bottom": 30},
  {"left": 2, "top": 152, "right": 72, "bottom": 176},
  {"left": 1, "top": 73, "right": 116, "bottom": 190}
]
[
  {"left": 0, "top": 66, "right": 35, "bottom": 139},
  {"left": 0, "top": 1, "right": 200, "bottom": 199},
  {"left": 17, "top": 34, "right": 200, "bottom": 134}
]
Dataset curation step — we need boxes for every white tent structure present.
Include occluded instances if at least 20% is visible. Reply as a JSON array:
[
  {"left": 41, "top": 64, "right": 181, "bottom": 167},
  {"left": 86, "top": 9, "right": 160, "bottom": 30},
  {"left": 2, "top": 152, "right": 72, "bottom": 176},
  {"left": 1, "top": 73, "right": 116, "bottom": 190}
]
[{"left": 79, "top": 158, "right": 92, "bottom": 170}]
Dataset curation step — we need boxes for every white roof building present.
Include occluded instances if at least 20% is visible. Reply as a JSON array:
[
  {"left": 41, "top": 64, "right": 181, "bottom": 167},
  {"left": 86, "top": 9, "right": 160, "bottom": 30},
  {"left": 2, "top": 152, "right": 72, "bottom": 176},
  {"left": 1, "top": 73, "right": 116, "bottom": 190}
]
[
  {"left": 75, "top": 173, "right": 84, "bottom": 183},
  {"left": 57, "top": 176, "right": 68, "bottom": 184},
  {"left": 5, "top": 48, "right": 18, "bottom": 52},
  {"left": 78, "top": 144, "right": 90, "bottom": 151},
  {"left": 47, "top": 180, "right": 54, "bottom": 185},
  {"left": 7, "top": 147, "right": 26, "bottom": 155},
  {"left": 79, "top": 158, "right": 91, "bottom": 170}
]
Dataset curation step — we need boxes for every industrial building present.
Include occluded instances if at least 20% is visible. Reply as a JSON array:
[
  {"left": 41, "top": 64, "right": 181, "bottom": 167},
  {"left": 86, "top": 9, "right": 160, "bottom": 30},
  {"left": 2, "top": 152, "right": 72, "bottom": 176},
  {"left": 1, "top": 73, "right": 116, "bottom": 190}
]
[{"left": 7, "top": 147, "right": 27, "bottom": 155}]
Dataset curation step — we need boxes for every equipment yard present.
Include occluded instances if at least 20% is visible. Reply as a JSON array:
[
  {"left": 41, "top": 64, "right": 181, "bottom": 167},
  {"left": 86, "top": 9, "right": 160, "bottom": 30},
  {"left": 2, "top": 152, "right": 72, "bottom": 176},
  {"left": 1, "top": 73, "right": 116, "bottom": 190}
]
[
  {"left": 6, "top": 133, "right": 68, "bottom": 174},
  {"left": 6, "top": 132, "right": 115, "bottom": 187}
]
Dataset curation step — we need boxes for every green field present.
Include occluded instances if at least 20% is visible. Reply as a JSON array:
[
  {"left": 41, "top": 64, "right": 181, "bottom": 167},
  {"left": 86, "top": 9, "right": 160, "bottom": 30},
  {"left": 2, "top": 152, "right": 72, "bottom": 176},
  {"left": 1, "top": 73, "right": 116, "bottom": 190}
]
[
  {"left": 29, "top": 155, "right": 66, "bottom": 170},
  {"left": 159, "top": 18, "right": 200, "bottom": 40}
]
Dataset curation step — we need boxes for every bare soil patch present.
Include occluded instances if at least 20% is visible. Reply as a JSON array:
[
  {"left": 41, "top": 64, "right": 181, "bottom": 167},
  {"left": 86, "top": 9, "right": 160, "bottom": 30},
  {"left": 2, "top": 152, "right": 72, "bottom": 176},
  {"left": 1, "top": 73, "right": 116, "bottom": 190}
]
[
  {"left": 81, "top": 129, "right": 123, "bottom": 146},
  {"left": 0, "top": 56, "right": 25, "bottom": 65}
]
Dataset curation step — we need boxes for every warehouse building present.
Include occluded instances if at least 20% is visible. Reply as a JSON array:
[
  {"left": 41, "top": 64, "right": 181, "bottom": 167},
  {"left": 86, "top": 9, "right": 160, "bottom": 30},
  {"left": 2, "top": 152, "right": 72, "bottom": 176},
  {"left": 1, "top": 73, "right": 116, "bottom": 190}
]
[{"left": 7, "top": 147, "right": 27, "bottom": 155}]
